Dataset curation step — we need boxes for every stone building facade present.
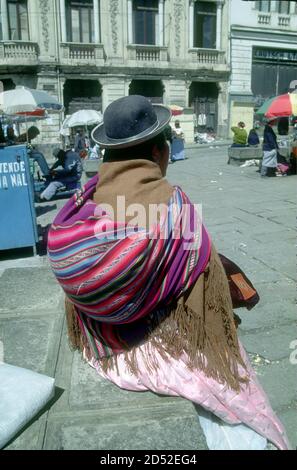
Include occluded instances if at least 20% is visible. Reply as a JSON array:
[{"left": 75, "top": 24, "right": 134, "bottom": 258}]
[
  {"left": 229, "top": 0, "right": 297, "bottom": 133},
  {"left": 0, "top": 0, "right": 230, "bottom": 143}
]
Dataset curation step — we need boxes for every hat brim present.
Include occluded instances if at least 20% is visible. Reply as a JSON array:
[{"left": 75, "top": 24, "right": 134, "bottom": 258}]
[{"left": 91, "top": 104, "right": 172, "bottom": 149}]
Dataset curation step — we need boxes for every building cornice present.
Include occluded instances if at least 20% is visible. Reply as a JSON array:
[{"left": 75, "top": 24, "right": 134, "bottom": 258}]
[
  {"left": 57, "top": 65, "right": 230, "bottom": 82},
  {"left": 231, "top": 25, "right": 297, "bottom": 44}
]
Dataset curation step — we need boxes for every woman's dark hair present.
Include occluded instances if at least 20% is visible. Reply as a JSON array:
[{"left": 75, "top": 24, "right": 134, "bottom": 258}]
[
  {"left": 103, "top": 131, "right": 167, "bottom": 162},
  {"left": 277, "top": 117, "right": 289, "bottom": 136},
  {"left": 7, "top": 127, "right": 15, "bottom": 139},
  {"left": 0, "top": 124, "right": 5, "bottom": 143}
]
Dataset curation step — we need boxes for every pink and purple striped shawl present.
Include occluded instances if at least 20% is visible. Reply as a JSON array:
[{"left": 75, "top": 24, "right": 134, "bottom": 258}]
[{"left": 48, "top": 175, "right": 211, "bottom": 358}]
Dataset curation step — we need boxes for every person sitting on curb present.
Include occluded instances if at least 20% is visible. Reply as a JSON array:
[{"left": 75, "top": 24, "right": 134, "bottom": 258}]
[
  {"left": 39, "top": 147, "right": 82, "bottom": 201},
  {"left": 248, "top": 128, "right": 260, "bottom": 147},
  {"left": 231, "top": 122, "right": 247, "bottom": 147}
]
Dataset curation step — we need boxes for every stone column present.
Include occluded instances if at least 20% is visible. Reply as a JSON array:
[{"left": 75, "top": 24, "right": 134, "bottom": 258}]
[
  {"left": 158, "top": 0, "right": 164, "bottom": 46},
  {"left": 217, "top": 81, "right": 229, "bottom": 137},
  {"left": 216, "top": 1, "right": 223, "bottom": 50},
  {"left": 127, "top": 0, "right": 133, "bottom": 44},
  {"left": 189, "top": 0, "right": 194, "bottom": 48},
  {"left": 59, "top": 0, "right": 67, "bottom": 42},
  {"left": 93, "top": 0, "right": 100, "bottom": 43},
  {"left": 1, "top": 0, "right": 9, "bottom": 40}
]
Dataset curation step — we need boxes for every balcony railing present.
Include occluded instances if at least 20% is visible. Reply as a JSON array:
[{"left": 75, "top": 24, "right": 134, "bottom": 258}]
[
  {"left": 258, "top": 14, "right": 271, "bottom": 25},
  {"left": 278, "top": 15, "right": 290, "bottom": 27},
  {"left": 60, "top": 43, "right": 105, "bottom": 65},
  {"left": 0, "top": 41, "right": 39, "bottom": 65},
  {"left": 127, "top": 45, "right": 168, "bottom": 63},
  {"left": 188, "top": 48, "right": 225, "bottom": 65}
]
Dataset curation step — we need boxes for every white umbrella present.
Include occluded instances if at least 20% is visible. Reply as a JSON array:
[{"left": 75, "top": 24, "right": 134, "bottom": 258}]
[
  {"left": 0, "top": 86, "right": 62, "bottom": 115},
  {"left": 62, "top": 109, "right": 103, "bottom": 129}
]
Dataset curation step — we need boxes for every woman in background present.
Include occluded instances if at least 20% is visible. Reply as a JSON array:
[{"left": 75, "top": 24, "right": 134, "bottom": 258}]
[
  {"left": 261, "top": 121, "right": 278, "bottom": 177},
  {"left": 231, "top": 122, "right": 247, "bottom": 147},
  {"left": 248, "top": 128, "right": 260, "bottom": 147},
  {"left": 171, "top": 120, "right": 185, "bottom": 162}
]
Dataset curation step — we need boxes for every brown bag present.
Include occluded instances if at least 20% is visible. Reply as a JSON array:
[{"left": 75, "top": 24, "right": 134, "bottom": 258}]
[{"left": 219, "top": 254, "right": 260, "bottom": 310}]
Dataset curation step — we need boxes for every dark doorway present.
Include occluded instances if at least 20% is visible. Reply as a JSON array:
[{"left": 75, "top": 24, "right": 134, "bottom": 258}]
[
  {"left": 129, "top": 79, "right": 164, "bottom": 103},
  {"left": 0, "top": 78, "right": 16, "bottom": 91},
  {"left": 189, "top": 82, "right": 218, "bottom": 133},
  {"left": 63, "top": 79, "right": 102, "bottom": 114}
]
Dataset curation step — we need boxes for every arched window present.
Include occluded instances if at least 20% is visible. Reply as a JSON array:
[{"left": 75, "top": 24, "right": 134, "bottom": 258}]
[{"left": 7, "top": 0, "right": 29, "bottom": 40}]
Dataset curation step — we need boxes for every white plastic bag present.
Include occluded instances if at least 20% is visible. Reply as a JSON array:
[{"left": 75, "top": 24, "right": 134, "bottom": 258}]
[
  {"left": 0, "top": 363, "right": 55, "bottom": 449},
  {"left": 196, "top": 406, "right": 267, "bottom": 450}
]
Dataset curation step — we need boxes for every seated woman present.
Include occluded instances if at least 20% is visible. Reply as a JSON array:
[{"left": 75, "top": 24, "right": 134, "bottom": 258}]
[
  {"left": 231, "top": 122, "right": 247, "bottom": 147},
  {"left": 248, "top": 128, "right": 260, "bottom": 147},
  {"left": 48, "top": 96, "right": 289, "bottom": 450}
]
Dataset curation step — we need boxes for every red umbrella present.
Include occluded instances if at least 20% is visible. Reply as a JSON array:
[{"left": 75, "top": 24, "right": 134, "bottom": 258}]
[{"left": 256, "top": 92, "right": 297, "bottom": 119}]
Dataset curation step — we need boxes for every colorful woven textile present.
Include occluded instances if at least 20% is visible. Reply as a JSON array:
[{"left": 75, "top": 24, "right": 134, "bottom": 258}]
[{"left": 48, "top": 175, "right": 211, "bottom": 358}]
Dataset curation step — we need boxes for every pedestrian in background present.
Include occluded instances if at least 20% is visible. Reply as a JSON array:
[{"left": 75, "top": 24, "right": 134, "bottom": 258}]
[
  {"left": 261, "top": 121, "right": 278, "bottom": 177},
  {"left": 74, "top": 129, "right": 86, "bottom": 154},
  {"left": 171, "top": 120, "right": 186, "bottom": 162}
]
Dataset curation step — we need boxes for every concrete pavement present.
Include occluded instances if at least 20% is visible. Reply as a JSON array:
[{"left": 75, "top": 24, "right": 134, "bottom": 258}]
[{"left": 0, "top": 147, "right": 296, "bottom": 450}]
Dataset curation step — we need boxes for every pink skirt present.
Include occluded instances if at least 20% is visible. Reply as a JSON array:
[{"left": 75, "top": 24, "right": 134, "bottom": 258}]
[{"left": 88, "top": 341, "right": 290, "bottom": 450}]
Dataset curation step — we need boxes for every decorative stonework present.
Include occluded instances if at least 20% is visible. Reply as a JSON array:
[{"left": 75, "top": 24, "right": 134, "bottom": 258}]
[
  {"left": 109, "top": 0, "right": 119, "bottom": 54},
  {"left": 174, "top": 2, "right": 183, "bottom": 57},
  {"left": 39, "top": 0, "right": 50, "bottom": 52}
]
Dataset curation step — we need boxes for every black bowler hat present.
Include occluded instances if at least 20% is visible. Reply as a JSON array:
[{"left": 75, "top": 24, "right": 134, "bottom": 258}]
[{"left": 91, "top": 95, "right": 171, "bottom": 149}]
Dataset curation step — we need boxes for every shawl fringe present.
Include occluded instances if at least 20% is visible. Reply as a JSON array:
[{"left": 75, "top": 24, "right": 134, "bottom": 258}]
[{"left": 65, "top": 248, "right": 248, "bottom": 392}]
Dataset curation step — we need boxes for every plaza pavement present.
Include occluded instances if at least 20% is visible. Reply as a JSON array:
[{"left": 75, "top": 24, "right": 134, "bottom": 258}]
[{"left": 0, "top": 147, "right": 296, "bottom": 450}]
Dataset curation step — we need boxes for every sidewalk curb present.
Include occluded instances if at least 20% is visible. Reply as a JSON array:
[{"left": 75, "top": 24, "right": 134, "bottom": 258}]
[{"left": 185, "top": 141, "right": 232, "bottom": 150}]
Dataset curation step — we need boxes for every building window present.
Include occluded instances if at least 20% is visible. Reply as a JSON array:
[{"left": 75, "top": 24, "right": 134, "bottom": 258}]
[
  {"left": 277, "top": 1, "right": 290, "bottom": 14},
  {"left": 255, "top": 1, "right": 271, "bottom": 12},
  {"left": 133, "top": 0, "right": 158, "bottom": 45},
  {"left": 194, "top": 1, "right": 217, "bottom": 49},
  {"left": 8, "top": 0, "right": 29, "bottom": 40},
  {"left": 66, "top": 0, "right": 94, "bottom": 43}
]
